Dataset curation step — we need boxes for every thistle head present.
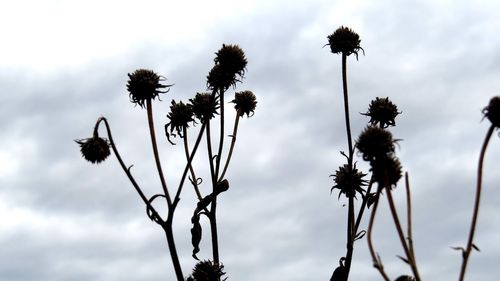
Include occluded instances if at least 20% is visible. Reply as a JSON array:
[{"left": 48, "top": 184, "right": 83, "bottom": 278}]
[
  {"left": 75, "top": 136, "right": 110, "bottom": 164},
  {"left": 126, "top": 69, "right": 172, "bottom": 108},
  {"left": 165, "top": 100, "right": 194, "bottom": 144},
  {"left": 331, "top": 164, "right": 367, "bottom": 199},
  {"left": 356, "top": 126, "right": 396, "bottom": 162},
  {"left": 371, "top": 156, "right": 403, "bottom": 189},
  {"left": 326, "top": 26, "right": 364, "bottom": 59},
  {"left": 231, "top": 90, "right": 257, "bottom": 117},
  {"left": 188, "top": 260, "right": 226, "bottom": 281},
  {"left": 363, "top": 97, "right": 401, "bottom": 128},
  {"left": 483, "top": 96, "right": 500, "bottom": 128},
  {"left": 189, "top": 92, "right": 219, "bottom": 122},
  {"left": 207, "top": 44, "right": 247, "bottom": 90}
]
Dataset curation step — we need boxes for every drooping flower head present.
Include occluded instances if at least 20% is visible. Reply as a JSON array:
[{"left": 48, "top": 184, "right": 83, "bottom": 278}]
[
  {"left": 189, "top": 92, "right": 219, "bottom": 122},
  {"left": 331, "top": 164, "right": 367, "bottom": 199},
  {"left": 362, "top": 97, "right": 401, "bottom": 128},
  {"left": 164, "top": 100, "right": 194, "bottom": 144},
  {"left": 187, "top": 260, "right": 226, "bottom": 281},
  {"left": 126, "top": 69, "right": 172, "bottom": 108},
  {"left": 75, "top": 136, "right": 110, "bottom": 164},
  {"left": 231, "top": 90, "right": 257, "bottom": 117},
  {"left": 356, "top": 126, "right": 396, "bottom": 162},
  {"left": 326, "top": 26, "right": 364, "bottom": 59},
  {"left": 207, "top": 44, "right": 247, "bottom": 90},
  {"left": 483, "top": 96, "right": 500, "bottom": 128}
]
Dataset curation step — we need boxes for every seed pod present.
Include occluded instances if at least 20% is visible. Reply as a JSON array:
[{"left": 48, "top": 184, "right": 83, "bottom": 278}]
[
  {"left": 75, "top": 136, "right": 110, "bottom": 164},
  {"left": 232, "top": 90, "right": 257, "bottom": 117},
  {"left": 362, "top": 97, "right": 401, "bottom": 128},
  {"left": 483, "top": 96, "right": 500, "bottom": 128},
  {"left": 326, "top": 26, "right": 364, "bottom": 59},
  {"left": 126, "top": 69, "right": 171, "bottom": 108}
]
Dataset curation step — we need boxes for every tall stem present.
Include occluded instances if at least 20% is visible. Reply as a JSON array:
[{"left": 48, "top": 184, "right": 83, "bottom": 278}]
[
  {"left": 405, "top": 172, "right": 418, "bottom": 274},
  {"left": 341, "top": 52, "right": 356, "bottom": 278},
  {"left": 367, "top": 188, "right": 391, "bottom": 281},
  {"left": 206, "top": 121, "right": 220, "bottom": 264},
  {"left": 458, "top": 125, "right": 495, "bottom": 281},
  {"left": 215, "top": 90, "right": 225, "bottom": 179},
  {"left": 146, "top": 99, "right": 172, "bottom": 207},
  {"left": 219, "top": 112, "right": 241, "bottom": 181},
  {"left": 163, "top": 221, "right": 184, "bottom": 281}
]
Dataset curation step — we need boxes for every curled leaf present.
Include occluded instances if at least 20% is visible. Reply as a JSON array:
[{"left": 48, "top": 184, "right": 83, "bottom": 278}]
[{"left": 191, "top": 214, "right": 202, "bottom": 260}]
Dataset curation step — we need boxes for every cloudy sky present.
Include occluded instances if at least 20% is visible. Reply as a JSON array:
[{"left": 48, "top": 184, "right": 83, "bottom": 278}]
[{"left": 1, "top": 0, "right": 500, "bottom": 280}]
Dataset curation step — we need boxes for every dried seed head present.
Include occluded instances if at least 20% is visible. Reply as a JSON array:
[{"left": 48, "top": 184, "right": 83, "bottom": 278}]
[
  {"left": 214, "top": 44, "right": 247, "bottom": 78},
  {"left": 231, "top": 90, "right": 257, "bottom": 117},
  {"left": 356, "top": 126, "right": 395, "bottom": 161},
  {"left": 188, "top": 260, "right": 226, "bottom": 281},
  {"left": 126, "top": 69, "right": 171, "bottom": 108},
  {"left": 326, "top": 26, "right": 364, "bottom": 58},
  {"left": 371, "top": 156, "right": 403, "bottom": 189},
  {"left": 207, "top": 44, "right": 247, "bottom": 90},
  {"left": 331, "top": 164, "right": 367, "bottom": 199},
  {"left": 76, "top": 136, "right": 110, "bottom": 164},
  {"left": 189, "top": 92, "right": 219, "bottom": 122},
  {"left": 483, "top": 96, "right": 500, "bottom": 128},
  {"left": 363, "top": 97, "right": 401, "bottom": 128},
  {"left": 165, "top": 100, "right": 194, "bottom": 144},
  {"left": 330, "top": 265, "right": 347, "bottom": 281}
]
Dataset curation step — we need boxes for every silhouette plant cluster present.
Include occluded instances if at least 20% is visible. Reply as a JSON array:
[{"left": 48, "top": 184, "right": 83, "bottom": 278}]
[
  {"left": 77, "top": 44, "right": 255, "bottom": 281},
  {"left": 326, "top": 26, "right": 500, "bottom": 281},
  {"left": 77, "top": 27, "right": 499, "bottom": 281}
]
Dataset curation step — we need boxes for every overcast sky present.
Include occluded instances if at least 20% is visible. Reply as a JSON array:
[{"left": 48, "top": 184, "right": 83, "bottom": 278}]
[{"left": 1, "top": 0, "right": 500, "bottom": 280}]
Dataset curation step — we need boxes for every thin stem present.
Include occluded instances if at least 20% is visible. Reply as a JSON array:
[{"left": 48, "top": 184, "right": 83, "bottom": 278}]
[
  {"left": 340, "top": 52, "right": 356, "bottom": 280},
  {"left": 182, "top": 126, "right": 203, "bottom": 200},
  {"left": 354, "top": 177, "right": 374, "bottom": 233},
  {"left": 405, "top": 172, "right": 418, "bottom": 272},
  {"left": 95, "top": 117, "right": 162, "bottom": 221},
  {"left": 146, "top": 98, "right": 172, "bottom": 207},
  {"left": 162, "top": 223, "right": 184, "bottom": 281},
  {"left": 386, "top": 186, "right": 421, "bottom": 281},
  {"left": 206, "top": 120, "right": 220, "bottom": 264},
  {"left": 458, "top": 124, "right": 495, "bottom": 281},
  {"left": 218, "top": 112, "right": 241, "bottom": 181},
  {"left": 215, "top": 89, "right": 225, "bottom": 179},
  {"left": 367, "top": 188, "right": 391, "bottom": 281}
]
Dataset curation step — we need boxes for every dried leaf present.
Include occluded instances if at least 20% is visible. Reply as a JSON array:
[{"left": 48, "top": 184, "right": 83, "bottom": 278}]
[{"left": 190, "top": 214, "right": 202, "bottom": 260}]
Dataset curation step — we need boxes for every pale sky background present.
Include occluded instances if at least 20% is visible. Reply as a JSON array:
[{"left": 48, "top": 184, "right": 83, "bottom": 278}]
[{"left": 1, "top": 0, "right": 500, "bottom": 280}]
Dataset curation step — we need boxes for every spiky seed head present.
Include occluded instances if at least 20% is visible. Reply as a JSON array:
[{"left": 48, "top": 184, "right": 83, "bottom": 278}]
[
  {"left": 126, "top": 69, "right": 171, "bottom": 108},
  {"left": 371, "top": 156, "right": 403, "bottom": 189},
  {"left": 363, "top": 97, "right": 401, "bottom": 128},
  {"left": 331, "top": 164, "right": 367, "bottom": 199},
  {"left": 76, "top": 136, "right": 110, "bottom": 164},
  {"left": 165, "top": 100, "right": 194, "bottom": 144},
  {"left": 189, "top": 92, "right": 219, "bottom": 122},
  {"left": 214, "top": 44, "right": 247, "bottom": 78},
  {"left": 483, "top": 96, "right": 500, "bottom": 128},
  {"left": 188, "top": 260, "right": 226, "bottom": 281},
  {"left": 231, "top": 90, "right": 257, "bottom": 117},
  {"left": 356, "top": 126, "right": 395, "bottom": 162},
  {"left": 326, "top": 26, "right": 363, "bottom": 58}
]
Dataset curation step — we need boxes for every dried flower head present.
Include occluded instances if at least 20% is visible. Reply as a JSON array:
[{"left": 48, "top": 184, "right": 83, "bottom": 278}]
[
  {"left": 165, "top": 100, "right": 194, "bottom": 144},
  {"left": 356, "top": 126, "right": 395, "bottom": 162},
  {"left": 363, "top": 97, "right": 401, "bottom": 128},
  {"left": 126, "top": 69, "right": 172, "bottom": 108},
  {"left": 190, "top": 92, "right": 219, "bottom": 122},
  {"left": 326, "top": 26, "right": 364, "bottom": 59},
  {"left": 483, "top": 96, "right": 500, "bottom": 128},
  {"left": 207, "top": 44, "right": 247, "bottom": 90},
  {"left": 188, "top": 260, "right": 226, "bottom": 281},
  {"left": 371, "top": 156, "right": 403, "bottom": 189},
  {"left": 76, "top": 136, "right": 110, "bottom": 164},
  {"left": 331, "top": 164, "right": 367, "bottom": 199},
  {"left": 214, "top": 44, "right": 247, "bottom": 78},
  {"left": 231, "top": 90, "right": 257, "bottom": 117},
  {"left": 330, "top": 265, "right": 347, "bottom": 281}
]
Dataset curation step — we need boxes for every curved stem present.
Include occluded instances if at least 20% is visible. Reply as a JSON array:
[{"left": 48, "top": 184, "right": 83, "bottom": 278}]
[
  {"left": 367, "top": 188, "right": 391, "bottom": 281},
  {"left": 183, "top": 126, "right": 204, "bottom": 201},
  {"left": 341, "top": 53, "right": 354, "bottom": 163},
  {"left": 354, "top": 177, "right": 374, "bottom": 233},
  {"left": 458, "top": 124, "right": 495, "bottom": 281},
  {"left": 146, "top": 98, "right": 172, "bottom": 207},
  {"left": 95, "top": 117, "right": 162, "bottom": 222},
  {"left": 386, "top": 186, "right": 421, "bottom": 280},
  {"left": 218, "top": 112, "right": 241, "bottom": 181},
  {"left": 206, "top": 121, "right": 220, "bottom": 264}
]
